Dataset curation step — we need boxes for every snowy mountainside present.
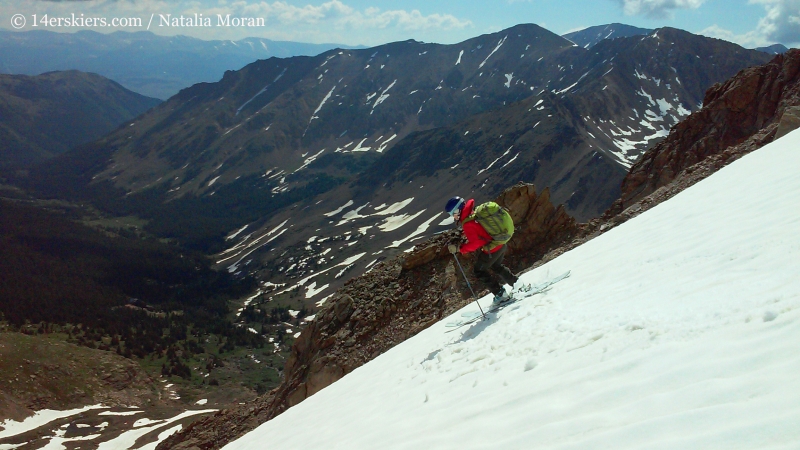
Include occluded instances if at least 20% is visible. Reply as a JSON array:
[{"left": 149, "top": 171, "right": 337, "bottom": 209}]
[
  {"left": 552, "top": 27, "right": 771, "bottom": 168},
  {"left": 27, "top": 24, "right": 772, "bottom": 323},
  {"left": 211, "top": 27, "right": 769, "bottom": 312},
  {"left": 81, "top": 25, "right": 766, "bottom": 198},
  {"left": 222, "top": 128, "right": 800, "bottom": 450},
  {"left": 85, "top": 23, "right": 577, "bottom": 200}
]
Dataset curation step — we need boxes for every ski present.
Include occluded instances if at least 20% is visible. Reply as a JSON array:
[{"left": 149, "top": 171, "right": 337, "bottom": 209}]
[
  {"left": 445, "top": 270, "right": 570, "bottom": 332},
  {"left": 445, "top": 288, "right": 549, "bottom": 331}
]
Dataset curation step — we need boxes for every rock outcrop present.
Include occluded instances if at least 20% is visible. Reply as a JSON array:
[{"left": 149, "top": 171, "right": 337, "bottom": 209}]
[
  {"left": 157, "top": 183, "right": 578, "bottom": 450},
  {"left": 615, "top": 49, "right": 800, "bottom": 211},
  {"left": 498, "top": 184, "right": 578, "bottom": 269}
]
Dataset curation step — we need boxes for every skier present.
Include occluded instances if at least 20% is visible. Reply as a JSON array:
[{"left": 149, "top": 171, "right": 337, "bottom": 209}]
[{"left": 445, "top": 196, "right": 518, "bottom": 305}]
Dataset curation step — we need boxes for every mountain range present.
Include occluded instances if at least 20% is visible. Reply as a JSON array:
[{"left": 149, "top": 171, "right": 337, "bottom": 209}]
[
  {"left": 0, "top": 70, "right": 160, "bottom": 170},
  {"left": 23, "top": 24, "right": 772, "bottom": 314},
  {"left": 0, "top": 29, "right": 362, "bottom": 99}
]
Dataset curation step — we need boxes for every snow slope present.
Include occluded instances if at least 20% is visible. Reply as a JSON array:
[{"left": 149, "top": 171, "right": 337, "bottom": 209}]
[{"left": 224, "top": 129, "right": 800, "bottom": 449}]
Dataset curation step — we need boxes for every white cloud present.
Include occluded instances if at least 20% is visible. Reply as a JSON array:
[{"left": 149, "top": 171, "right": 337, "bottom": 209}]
[
  {"left": 697, "top": 24, "right": 766, "bottom": 48},
  {"left": 699, "top": 1, "right": 800, "bottom": 48},
  {"left": 182, "top": 1, "right": 470, "bottom": 34},
  {"left": 222, "top": 1, "right": 471, "bottom": 32},
  {"left": 0, "top": 0, "right": 472, "bottom": 45},
  {"left": 232, "top": 1, "right": 356, "bottom": 24},
  {"left": 341, "top": 8, "right": 471, "bottom": 31},
  {"left": 615, "top": 0, "right": 706, "bottom": 19},
  {"left": 750, "top": 0, "right": 800, "bottom": 45}
]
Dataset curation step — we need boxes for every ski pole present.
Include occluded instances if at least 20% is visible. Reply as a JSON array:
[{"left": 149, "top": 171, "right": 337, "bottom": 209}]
[{"left": 452, "top": 252, "right": 487, "bottom": 320}]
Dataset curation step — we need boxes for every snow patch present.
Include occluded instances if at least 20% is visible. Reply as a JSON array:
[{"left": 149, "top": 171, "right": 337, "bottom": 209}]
[
  {"left": 308, "top": 86, "right": 336, "bottom": 125},
  {"left": 479, "top": 36, "right": 507, "bottom": 69},
  {"left": 372, "top": 80, "right": 397, "bottom": 112},
  {"left": 504, "top": 73, "right": 513, "bottom": 88}
]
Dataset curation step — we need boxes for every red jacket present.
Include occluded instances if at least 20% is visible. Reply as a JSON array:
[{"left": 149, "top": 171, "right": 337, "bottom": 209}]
[{"left": 458, "top": 199, "right": 503, "bottom": 254}]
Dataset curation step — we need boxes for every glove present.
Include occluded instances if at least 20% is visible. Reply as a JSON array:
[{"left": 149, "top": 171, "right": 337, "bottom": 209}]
[{"left": 447, "top": 244, "right": 458, "bottom": 254}]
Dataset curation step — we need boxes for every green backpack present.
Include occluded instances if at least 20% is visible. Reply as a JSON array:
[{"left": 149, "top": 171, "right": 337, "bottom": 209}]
[{"left": 464, "top": 201, "right": 515, "bottom": 249}]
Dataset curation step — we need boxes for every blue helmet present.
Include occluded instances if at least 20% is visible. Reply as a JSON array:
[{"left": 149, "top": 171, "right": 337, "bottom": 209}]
[{"left": 445, "top": 196, "right": 465, "bottom": 216}]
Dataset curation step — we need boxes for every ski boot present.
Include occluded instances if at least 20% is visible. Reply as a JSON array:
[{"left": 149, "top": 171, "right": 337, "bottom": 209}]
[{"left": 492, "top": 290, "right": 513, "bottom": 306}]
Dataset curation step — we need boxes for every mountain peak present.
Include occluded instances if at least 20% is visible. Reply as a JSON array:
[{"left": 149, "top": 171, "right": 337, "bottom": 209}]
[
  {"left": 756, "top": 43, "right": 790, "bottom": 54},
  {"left": 562, "top": 23, "right": 653, "bottom": 49}
]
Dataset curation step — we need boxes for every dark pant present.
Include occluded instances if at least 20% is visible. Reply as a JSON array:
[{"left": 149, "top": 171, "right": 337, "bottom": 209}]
[{"left": 473, "top": 245, "right": 517, "bottom": 296}]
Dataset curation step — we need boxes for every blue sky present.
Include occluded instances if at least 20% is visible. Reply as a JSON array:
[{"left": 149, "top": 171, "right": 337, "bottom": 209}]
[{"left": 2, "top": 0, "right": 798, "bottom": 48}]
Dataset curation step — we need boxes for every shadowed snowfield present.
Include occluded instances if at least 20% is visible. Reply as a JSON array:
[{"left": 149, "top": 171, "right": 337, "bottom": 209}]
[{"left": 224, "top": 129, "right": 800, "bottom": 449}]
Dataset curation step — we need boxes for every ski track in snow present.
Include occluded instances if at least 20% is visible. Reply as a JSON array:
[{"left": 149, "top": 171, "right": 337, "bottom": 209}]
[{"left": 223, "top": 129, "right": 800, "bottom": 450}]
